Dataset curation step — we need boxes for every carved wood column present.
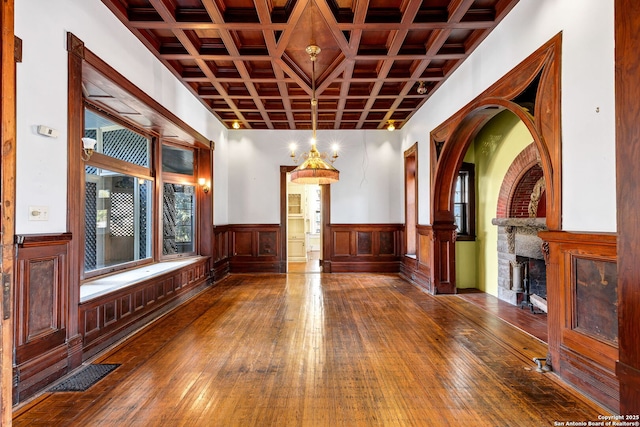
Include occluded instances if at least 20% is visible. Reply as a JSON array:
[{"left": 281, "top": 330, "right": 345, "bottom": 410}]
[{"left": 431, "top": 222, "right": 457, "bottom": 294}]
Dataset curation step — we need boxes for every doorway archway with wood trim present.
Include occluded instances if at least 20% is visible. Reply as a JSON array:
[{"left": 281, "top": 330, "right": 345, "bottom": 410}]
[{"left": 428, "top": 33, "right": 562, "bottom": 295}]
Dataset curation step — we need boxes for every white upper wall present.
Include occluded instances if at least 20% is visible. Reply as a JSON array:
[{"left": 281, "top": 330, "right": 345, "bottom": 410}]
[
  {"left": 14, "top": 0, "right": 616, "bottom": 232},
  {"left": 401, "top": 0, "right": 615, "bottom": 232},
  {"left": 227, "top": 129, "right": 404, "bottom": 225},
  {"left": 14, "top": 0, "right": 226, "bottom": 234}
]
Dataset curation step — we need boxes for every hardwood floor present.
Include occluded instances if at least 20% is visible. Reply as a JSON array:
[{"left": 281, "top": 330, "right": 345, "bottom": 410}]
[
  {"left": 456, "top": 288, "right": 548, "bottom": 343},
  {"left": 13, "top": 273, "right": 607, "bottom": 426}
]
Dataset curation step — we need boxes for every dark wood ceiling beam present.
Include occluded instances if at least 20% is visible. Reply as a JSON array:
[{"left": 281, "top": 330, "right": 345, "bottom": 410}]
[
  {"left": 314, "top": 0, "right": 353, "bottom": 55},
  {"left": 126, "top": 21, "right": 495, "bottom": 31},
  {"left": 254, "top": 0, "right": 278, "bottom": 54},
  {"left": 273, "top": 0, "right": 308, "bottom": 57},
  {"left": 447, "top": 0, "right": 476, "bottom": 22},
  {"left": 233, "top": 60, "right": 274, "bottom": 128},
  {"left": 333, "top": 59, "right": 355, "bottom": 129}
]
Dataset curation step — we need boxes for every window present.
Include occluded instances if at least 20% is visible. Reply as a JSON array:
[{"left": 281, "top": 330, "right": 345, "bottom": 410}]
[
  {"left": 453, "top": 162, "right": 475, "bottom": 241},
  {"left": 161, "top": 144, "right": 198, "bottom": 257},
  {"left": 83, "top": 107, "right": 200, "bottom": 277},
  {"left": 69, "top": 37, "right": 212, "bottom": 290},
  {"left": 84, "top": 108, "right": 153, "bottom": 276},
  {"left": 162, "top": 183, "right": 196, "bottom": 255}
]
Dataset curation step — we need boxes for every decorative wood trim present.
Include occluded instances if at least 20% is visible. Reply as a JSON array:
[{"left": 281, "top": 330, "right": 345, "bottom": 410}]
[
  {"left": 81, "top": 47, "right": 209, "bottom": 148},
  {"left": 2, "top": 1, "right": 17, "bottom": 421},
  {"left": 213, "top": 225, "right": 231, "bottom": 281},
  {"left": 12, "top": 236, "right": 71, "bottom": 404},
  {"left": 279, "top": 165, "right": 296, "bottom": 273},
  {"left": 228, "top": 224, "right": 282, "bottom": 273},
  {"left": 615, "top": 0, "right": 640, "bottom": 415},
  {"left": 539, "top": 230, "right": 619, "bottom": 412},
  {"left": 79, "top": 257, "right": 210, "bottom": 359},
  {"left": 404, "top": 142, "right": 418, "bottom": 256},
  {"left": 324, "top": 224, "right": 404, "bottom": 273},
  {"left": 426, "top": 34, "right": 562, "bottom": 297}
]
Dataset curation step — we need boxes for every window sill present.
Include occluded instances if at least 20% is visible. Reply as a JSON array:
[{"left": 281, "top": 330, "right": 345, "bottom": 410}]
[{"left": 80, "top": 257, "right": 206, "bottom": 303}]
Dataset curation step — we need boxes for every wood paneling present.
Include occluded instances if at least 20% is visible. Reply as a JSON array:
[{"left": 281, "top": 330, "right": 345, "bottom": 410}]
[
  {"left": 13, "top": 234, "right": 71, "bottom": 404},
  {"left": 0, "top": 3, "right": 16, "bottom": 421},
  {"left": 400, "top": 224, "right": 433, "bottom": 293},
  {"left": 539, "top": 230, "right": 619, "bottom": 412},
  {"left": 228, "top": 225, "right": 281, "bottom": 273},
  {"left": 213, "top": 225, "right": 230, "bottom": 281},
  {"left": 79, "top": 257, "right": 210, "bottom": 359},
  {"left": 615, "top": 0, "right": 640, "bottom": 414},
  {"left": 324, "top": 224, "right": 403, "bottom": 273}
]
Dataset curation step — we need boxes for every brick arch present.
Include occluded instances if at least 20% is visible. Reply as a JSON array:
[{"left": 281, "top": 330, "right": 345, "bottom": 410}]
[{"left": 496, "top": 143, "right": 540, "bottom": 218}]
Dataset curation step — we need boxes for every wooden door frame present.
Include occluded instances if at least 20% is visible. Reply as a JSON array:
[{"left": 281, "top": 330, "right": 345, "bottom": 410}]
[
  {"left": 1, "top": 0, "right": 16, "bottom": 423},
  {"left": 279, "top": 166, "right": 330, "bottom": 273},
  {"left": 404, "top": 143, "right": 418, "bottom": 256}
]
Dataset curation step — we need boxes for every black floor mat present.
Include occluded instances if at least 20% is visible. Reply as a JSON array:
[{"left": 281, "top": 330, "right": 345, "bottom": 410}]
[{"left": 48, "top": 364, "right": 120, "bottom": 392}]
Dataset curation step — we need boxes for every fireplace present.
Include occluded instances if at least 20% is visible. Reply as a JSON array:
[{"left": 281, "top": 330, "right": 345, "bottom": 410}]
[{"left": 491, "top": 218, "right": 547, "bottom": 307}]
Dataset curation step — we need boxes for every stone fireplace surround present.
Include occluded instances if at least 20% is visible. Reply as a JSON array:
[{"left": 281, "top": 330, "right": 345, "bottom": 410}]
[{"left": 492, "top": 218, "right": 547, "bottom": 305}]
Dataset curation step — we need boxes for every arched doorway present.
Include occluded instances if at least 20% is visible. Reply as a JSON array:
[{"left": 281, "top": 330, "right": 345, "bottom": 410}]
[{"left": 427, "top": 34, "right": 562, "bottom": 295}]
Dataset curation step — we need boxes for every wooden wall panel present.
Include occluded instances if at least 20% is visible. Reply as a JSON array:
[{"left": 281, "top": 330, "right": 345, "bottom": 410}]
[
  {"left": 325, "top": 224, "right": 403, "bottom": 273},
  {"left": 228, "top": 225, "right": 281, "bottom": 273},
  {"left": 233, "top": 231, "right": 253, "bottom": 257},
  {"left": 333, "top": 231, "right": 351, "bottom": 256},
  {"left": 400, "top": 225, "right": 433, "bottom": 293},
  {"left": 357, "top": 232, "right": 373, "bottom": 255},
  {"left": 539, "top": 231, "right": 619, "bottom": 412},
  {"left": 213, "top": 225, "right": 230, "bottom": 281},
  {"left": 79, "top": 257, "right": 210, "bottom": 359},
  {"left": 13, "top": 234, "right": 71, "bottom": 404}
]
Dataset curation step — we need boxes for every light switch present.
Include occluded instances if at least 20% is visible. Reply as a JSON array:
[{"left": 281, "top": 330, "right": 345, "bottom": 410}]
[{"left": 28, "top": 206, "right": 49, "bottom": 221}]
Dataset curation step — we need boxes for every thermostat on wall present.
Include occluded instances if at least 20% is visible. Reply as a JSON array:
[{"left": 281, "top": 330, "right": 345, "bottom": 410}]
[{"left": 37, "top": 125, "right": 58, "bottom": 138}]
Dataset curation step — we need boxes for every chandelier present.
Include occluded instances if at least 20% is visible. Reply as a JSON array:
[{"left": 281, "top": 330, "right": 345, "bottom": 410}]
[{"left": 289, "top": 44, "right": 340, "bottom": 185}]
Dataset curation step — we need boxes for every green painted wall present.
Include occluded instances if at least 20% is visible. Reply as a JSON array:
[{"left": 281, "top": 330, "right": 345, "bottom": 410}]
[{"left": 455, "top": 110, "right": 533, "bottom": 295}]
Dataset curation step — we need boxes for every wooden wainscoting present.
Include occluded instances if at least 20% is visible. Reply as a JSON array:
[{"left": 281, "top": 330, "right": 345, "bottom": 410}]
[
  {"left": 400, "top": 225, "right": 434, "bottom": 293},
  {"left": 323, "top": 224, "right": 403, "bottom": 273},
  {"left": 13, "top": 233, "right": 74, "bottom": 404},
  {"left": 213, "top": 225, "right": 230, "bottom": 281},
  {"left": 539, "top": 230, "right": 619, "bottom": 413},
  {"left": 79, "top": 257, "right": 211, "bottom": 360},
  {"left": 228, "top": 224, "right": 281, "bottom": 273}
]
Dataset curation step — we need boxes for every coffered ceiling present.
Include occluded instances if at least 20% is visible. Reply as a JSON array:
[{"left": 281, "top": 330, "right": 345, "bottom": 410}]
[{"left": 101, "top": 0, "right": 520, "bottom": 131}]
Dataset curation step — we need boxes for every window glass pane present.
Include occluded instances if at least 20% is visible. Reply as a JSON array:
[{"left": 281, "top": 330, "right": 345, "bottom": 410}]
[
  {"left": 454, "top": 203, "right": 465, "bottom": 234},
  {"left": 163, "top": 183, "right": 196, "bottom": 255},
  {"left": 454, "top": 176, "right": 462, "bottom": 203},
  {"left": 162, "top": 145, "right": 194, "bottom": 175},
  {"left": 84, "top": 109, "right": 150, "bottom": 167},
  {"left": 84, "top": 167, "right": 152, "bottom": 273}
]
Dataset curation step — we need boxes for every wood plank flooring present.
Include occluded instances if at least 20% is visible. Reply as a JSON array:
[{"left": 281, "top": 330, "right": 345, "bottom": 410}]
[{"left": 13, "top": 273, "right": 608, "bottom": 426}]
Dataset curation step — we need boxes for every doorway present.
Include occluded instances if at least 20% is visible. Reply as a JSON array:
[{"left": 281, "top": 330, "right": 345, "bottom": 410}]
[{"left": 286, "top": 175, "right": 322, "bottom": 273}]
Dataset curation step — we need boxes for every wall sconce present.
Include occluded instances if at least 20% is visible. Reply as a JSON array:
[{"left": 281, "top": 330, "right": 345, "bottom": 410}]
[
  {"left": 81, "top": 137, "right": 97, "bottom": 161},
  {"left": 331, "top": 144, "right": 339, "bottom": 162},
  {"left": 198, "top": 178, "right": 210, "bottom": 193},
  {"left": 387, "top": 121, "right": 395, "bottom": 131}
]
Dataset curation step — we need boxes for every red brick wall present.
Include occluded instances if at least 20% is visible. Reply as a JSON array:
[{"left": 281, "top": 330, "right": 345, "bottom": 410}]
[
  {"left": 509, "top": 165, "right": 545, "bottom": 218},
  {"left": 496, "top": 143, "right": 541, "bottom": 218}
]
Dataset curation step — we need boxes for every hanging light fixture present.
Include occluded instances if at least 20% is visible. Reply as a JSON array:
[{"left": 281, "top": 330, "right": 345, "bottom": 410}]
[{"left": 290, "top": 44, "right": 340, "bottom": 185}]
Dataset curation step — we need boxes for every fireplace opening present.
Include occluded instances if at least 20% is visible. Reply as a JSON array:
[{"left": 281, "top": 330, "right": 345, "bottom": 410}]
[{"left": 516, "top": 256, "right": 547, "bottom": 313}]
